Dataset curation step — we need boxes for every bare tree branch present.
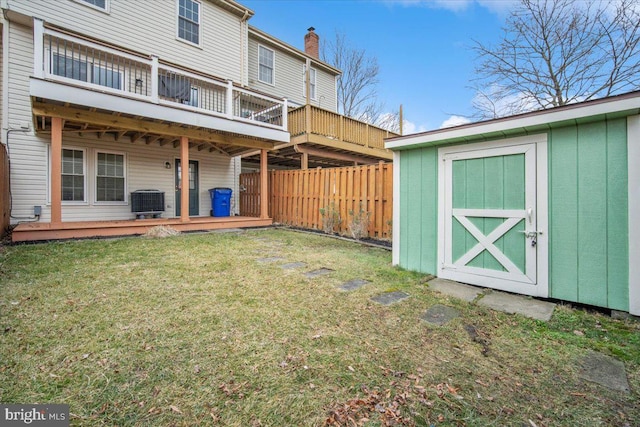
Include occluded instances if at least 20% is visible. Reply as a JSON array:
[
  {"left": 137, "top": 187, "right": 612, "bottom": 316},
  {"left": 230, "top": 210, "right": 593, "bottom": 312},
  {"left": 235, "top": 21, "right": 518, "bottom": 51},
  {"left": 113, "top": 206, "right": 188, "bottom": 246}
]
[
  {"left": 472, "top": 0, "right": 640, "bottom": 119},
  {"left": 322, "top": 31, "right": 396, "bottom": 126}
]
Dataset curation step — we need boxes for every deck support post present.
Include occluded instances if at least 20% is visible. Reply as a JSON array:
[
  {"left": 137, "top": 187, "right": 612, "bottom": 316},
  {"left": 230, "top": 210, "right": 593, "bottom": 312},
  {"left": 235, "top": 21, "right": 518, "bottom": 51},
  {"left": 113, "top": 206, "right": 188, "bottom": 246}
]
[
  {"left": 180, "top": 136, "right": 190, "bottom": 222},
  {"left": 51, "top": 117, "right": 62, "bottom": 225},
  {"left": 301, "top": 152, "right": 308, "bottom": 170},
  {"left": 260, "top": 149, "right": 269, "bottom": 219}
]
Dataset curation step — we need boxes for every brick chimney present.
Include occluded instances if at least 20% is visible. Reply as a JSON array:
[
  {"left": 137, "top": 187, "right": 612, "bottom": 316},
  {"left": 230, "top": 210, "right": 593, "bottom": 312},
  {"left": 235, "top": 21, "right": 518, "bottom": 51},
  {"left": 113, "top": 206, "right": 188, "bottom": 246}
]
[{"left": 304, "top": 27, "right": 319, "bottom": 59}]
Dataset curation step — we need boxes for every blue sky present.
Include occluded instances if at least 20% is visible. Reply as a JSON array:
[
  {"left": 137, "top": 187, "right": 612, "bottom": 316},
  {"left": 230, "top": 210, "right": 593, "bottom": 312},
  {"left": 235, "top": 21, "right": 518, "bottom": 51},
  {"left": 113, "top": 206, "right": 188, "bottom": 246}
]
[{"left": 242, "top": 0, "right": 516, "bottom": 133}]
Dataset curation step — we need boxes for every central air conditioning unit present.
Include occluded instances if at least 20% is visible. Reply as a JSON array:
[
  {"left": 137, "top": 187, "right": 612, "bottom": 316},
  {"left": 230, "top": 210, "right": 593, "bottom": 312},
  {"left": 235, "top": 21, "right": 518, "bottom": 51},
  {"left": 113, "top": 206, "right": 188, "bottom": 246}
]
[{"left": 131, "top": 190, "right": 165, "bottom": 219}]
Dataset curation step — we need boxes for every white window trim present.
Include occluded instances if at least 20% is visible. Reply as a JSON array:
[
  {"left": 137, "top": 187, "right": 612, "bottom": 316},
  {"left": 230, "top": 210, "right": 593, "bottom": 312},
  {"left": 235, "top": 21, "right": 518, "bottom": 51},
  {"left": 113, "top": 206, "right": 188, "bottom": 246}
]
[
  {"left": 302, "top": 64, "right": 317, "bottom": 101},
  {"left": 176, "top": 0, "right": 203, "bottom": 48},
  {"left": 48, "top": 145, "right": 89, "bottom": 206},
  {"left": 257, "top": 44, "right": 275, "bottom": 86},
  {"left": 72, "top": 0, "right": 110, "bottom": 13},
  {"left": 94, "top": 150, "right": 128, "bottom": 205}
]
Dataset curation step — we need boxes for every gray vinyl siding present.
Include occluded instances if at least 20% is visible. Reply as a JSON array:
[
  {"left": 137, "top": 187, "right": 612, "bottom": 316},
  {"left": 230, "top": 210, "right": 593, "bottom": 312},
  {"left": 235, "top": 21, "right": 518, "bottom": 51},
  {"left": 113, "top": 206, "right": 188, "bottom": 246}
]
[
  {"left": 247, "top": 36, "right": 338, "bottom": 112},
  {"left": 5, "top": 22, "right": 238, "bottom": 223},
  {"left": 6, "top": 0, "right": 244, "bottom": 82},
  {"left": 315, "top": 67, "right": 337, "bottom": 111},
  {"left": 6, "top": 22, "right": 47, "bottom": 220}
]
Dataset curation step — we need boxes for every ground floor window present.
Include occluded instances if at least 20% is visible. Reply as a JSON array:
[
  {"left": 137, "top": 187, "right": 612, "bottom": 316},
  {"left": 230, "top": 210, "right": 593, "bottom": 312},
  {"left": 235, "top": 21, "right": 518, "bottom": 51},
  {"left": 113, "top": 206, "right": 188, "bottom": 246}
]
[
  {"left": 96, "top": 152, "right": 125, "bottom": 202},
  {"left": 61, "top": 148, "right": 86, "bottom": 201}
]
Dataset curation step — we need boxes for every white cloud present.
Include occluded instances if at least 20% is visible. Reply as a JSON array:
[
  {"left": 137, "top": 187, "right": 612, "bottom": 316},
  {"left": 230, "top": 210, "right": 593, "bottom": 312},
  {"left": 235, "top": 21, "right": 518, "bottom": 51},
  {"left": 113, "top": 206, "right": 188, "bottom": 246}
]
[
  {"left": 439, "top": 115, "right": 472, "bottom": 128},
  {"left": 402, "top": 119, "right": 428, "bottom": 135}
]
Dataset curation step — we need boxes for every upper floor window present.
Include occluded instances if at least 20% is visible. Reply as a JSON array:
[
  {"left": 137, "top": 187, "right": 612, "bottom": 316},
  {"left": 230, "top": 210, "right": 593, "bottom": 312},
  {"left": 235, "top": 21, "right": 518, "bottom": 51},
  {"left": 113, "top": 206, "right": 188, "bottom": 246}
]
[
  {"left": 303, "top": 65, "right": 317, "bottom": 101},
  {"left": 75, "top": 0, "right": 108, "bottom": 11},
  {"left": 178, "top": 0, "right": 201, "bottom": 46},
  {"left": 258, "top": 46, "right": 275, "bottom": 85}
]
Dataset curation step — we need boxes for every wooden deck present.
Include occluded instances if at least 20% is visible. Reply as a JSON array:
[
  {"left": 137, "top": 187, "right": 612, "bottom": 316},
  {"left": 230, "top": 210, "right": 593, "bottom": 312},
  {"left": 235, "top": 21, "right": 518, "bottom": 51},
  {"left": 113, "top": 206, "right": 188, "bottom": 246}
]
[
  {"left": 12, "top": 216, "right": 272, "bottom": 242},
  {"left": 242, "top": 105, "right": 398, "bottom": 169}
]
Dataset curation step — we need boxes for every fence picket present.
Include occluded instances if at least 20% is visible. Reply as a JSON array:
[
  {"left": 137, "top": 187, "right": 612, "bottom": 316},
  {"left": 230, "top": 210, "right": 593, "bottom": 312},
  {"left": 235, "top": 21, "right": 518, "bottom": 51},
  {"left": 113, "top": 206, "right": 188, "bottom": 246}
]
[{"left": 239, "top": 163, "right": 393, "bottom": 240}]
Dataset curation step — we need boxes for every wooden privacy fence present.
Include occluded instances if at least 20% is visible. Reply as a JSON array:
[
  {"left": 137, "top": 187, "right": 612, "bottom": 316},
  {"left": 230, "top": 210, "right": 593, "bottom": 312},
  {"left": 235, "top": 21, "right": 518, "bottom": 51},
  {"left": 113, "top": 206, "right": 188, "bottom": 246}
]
[
  {"left": 240, "top": 162, "right": 393, "bottom": 239},
  {"left": 0, "top": 143, "right": 9, "bottom": 236}
]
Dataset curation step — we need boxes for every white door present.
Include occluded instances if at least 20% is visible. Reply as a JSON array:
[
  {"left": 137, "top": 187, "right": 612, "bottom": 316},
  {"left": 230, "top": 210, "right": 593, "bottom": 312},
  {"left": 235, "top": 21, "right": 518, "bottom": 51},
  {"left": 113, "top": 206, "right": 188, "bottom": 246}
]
[{"left": 438, "top": 136, "right": 548, "bottom": 297}]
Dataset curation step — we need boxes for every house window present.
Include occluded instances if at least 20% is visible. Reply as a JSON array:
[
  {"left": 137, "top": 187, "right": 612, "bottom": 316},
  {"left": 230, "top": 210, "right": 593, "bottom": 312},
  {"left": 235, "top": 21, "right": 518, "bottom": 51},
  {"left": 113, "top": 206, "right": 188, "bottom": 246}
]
[
  {"left": 52, "top": 53, "right": 121, "bottom": 90},
  {"left": 258, "top": 46, "right": 274, "bottom": 85},
  {"left": 96, "top": 152, "right": 125, "bottom": 202},
  {"left": 178, "top": 0, "right": 200, "bottom": 45},
  {"left": 61, "top": 149, "right": 85, "bottom": 202},
  {"left": 75, "top": 0, "right": 108, "bottom": 11},
  {"left": 92, "top": 65, "right": 122, "bottom": 90},
  {"left": 303, "top": 65, "right": 317, "bottom": 100}
]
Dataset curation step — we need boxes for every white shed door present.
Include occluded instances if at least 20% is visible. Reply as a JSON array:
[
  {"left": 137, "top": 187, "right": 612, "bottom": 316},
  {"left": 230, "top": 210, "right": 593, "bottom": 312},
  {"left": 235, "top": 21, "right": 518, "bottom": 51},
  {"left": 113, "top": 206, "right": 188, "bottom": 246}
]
[{"left": 438, "top": 138, "right": 548, "bottom": 297}]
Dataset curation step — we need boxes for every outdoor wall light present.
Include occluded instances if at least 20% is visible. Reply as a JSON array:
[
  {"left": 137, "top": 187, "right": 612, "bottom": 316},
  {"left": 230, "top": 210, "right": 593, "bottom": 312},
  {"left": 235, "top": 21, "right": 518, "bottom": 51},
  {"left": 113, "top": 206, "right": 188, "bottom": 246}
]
[
  {"left": 164, "top": 161, "right": 171, "bottom": 169},
  {"left": 135, "top": 78, "right": 144, "bottom": 87}
]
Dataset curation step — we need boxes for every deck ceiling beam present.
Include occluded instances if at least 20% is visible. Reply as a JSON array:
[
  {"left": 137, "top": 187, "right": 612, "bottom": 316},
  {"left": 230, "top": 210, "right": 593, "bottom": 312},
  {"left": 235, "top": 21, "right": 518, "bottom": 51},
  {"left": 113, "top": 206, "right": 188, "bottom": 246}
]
[
  {"left": 32, "top": 102, "right": 275, "bottom": 151},
  {"left": 289, "top": 134, "right": 393, "bottom": 160},
  {"left": 293, "top": 144, "right": 379, "bottom": 164}
]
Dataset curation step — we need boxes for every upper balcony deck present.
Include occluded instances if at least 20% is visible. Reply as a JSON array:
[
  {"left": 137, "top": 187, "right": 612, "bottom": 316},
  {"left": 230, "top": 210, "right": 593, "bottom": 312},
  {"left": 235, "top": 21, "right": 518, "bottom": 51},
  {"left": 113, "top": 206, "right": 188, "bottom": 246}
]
[{"left": 29, "top": 20, "right": 290, "bottom": 154}]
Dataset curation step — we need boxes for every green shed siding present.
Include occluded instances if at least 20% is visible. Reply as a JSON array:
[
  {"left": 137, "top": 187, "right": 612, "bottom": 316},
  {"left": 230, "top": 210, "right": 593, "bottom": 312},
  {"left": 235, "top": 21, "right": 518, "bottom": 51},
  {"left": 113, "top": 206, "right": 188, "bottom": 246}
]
[
  {"left": 397, "top": 117, "right": 629, "bottom": 311},
  {"left": 548, "top": 118, "right": 628, "bottom": 310},
  {"left": 399, "top": 147, "right": 438, "bottom": 274}
]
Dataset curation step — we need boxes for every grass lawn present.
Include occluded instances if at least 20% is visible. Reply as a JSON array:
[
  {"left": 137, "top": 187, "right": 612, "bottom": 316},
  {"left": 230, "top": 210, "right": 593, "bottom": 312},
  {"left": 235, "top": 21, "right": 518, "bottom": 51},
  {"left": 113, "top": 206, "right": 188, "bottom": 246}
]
[{"left": 1, "top": 228, "right": 638, "bottom": 426}]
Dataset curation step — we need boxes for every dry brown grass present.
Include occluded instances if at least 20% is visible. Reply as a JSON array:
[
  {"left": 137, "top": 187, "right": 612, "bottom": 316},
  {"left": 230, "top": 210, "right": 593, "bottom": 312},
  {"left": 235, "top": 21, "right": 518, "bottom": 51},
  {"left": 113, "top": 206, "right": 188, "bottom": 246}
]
[{"left": 0, "top": 229, "right": 638, "bottom": 426}]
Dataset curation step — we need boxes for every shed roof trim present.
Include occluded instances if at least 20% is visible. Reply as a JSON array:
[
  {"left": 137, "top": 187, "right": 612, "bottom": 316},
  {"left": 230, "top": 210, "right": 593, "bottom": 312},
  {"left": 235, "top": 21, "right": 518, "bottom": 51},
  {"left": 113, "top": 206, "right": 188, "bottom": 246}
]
[{"left": 386, "top": 91, "right": 640, "bottom": 150}]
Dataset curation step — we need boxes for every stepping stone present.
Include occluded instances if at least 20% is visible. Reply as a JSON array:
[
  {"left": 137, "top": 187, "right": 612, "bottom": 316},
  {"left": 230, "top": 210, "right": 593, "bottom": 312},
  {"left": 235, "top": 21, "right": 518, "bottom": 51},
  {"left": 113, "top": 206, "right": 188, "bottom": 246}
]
[
  {"left": 304, "top": 268, "right": 334, "bottom": 279},
  {"left": 257, "top": 256, "right": 285, "bottom": 263},
  {"left": 579, "top": 351, "right": 630, "bottom": 393},
  {"left": 280, "top": 262, "right": 306, "bottom": 270},
  {"left": 371, "top": 291, "right": 409, "bottom": 306},
  {"left": 427, "top": 278, "right": 483, "bottom": 302},
  {"left": 339, "top": 278, "right": 370, "bottom": 291},
  {"left": 477, "top": 291, "right": 555, "bottom": 321},
  {"left": 421, "top": 304, "right": 460, "bottom": 325}
]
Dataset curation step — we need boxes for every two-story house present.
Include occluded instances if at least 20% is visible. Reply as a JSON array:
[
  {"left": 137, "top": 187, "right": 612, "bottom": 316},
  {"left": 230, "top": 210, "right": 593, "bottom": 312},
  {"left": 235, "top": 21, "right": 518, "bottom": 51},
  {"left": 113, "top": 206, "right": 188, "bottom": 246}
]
[{"left": 1, "top": 0, "right": 359, "bottom": 241}]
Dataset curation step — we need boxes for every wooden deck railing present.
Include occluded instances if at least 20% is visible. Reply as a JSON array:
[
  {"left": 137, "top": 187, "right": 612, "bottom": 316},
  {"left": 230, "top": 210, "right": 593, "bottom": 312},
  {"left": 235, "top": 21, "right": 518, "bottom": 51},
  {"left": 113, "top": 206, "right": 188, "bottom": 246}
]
[
  {"left": 288, "top": 105, "right": 399, "bottom": 150},
  {"left": 240, "top": 162, "right": 393, "bottom": 239}
]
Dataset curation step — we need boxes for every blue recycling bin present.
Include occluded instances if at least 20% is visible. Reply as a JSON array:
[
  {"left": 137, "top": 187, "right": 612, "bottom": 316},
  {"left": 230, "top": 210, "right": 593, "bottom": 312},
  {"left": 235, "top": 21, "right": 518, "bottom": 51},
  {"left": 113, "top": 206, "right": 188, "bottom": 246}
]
[{"left": 209, "top": 188, "right": 232, "bottom": 217}]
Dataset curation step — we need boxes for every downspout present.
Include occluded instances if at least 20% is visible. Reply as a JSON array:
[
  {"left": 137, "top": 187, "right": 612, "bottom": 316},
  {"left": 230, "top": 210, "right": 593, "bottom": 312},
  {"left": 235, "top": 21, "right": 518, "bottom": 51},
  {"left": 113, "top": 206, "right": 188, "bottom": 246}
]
[
  {"left": 240, "top": 10, "right": 249, "bottom": 87},
  {"left": 1, "top": 7, "right": 9, "bottom": 145}
]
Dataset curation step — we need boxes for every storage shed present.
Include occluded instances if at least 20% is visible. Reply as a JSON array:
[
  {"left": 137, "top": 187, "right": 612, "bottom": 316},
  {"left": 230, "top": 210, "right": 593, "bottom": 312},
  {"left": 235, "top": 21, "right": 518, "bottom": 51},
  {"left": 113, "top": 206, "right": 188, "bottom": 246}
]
[{"left": 386, "top": 91, "right": 640, "bottom": 316}]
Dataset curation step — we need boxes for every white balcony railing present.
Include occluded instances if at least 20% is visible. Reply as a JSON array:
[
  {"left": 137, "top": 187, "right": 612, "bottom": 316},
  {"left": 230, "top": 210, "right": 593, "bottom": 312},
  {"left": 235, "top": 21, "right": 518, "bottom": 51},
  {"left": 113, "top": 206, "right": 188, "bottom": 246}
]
[{"left": 33, "top": 19, "right": 288, "bottom": 132}]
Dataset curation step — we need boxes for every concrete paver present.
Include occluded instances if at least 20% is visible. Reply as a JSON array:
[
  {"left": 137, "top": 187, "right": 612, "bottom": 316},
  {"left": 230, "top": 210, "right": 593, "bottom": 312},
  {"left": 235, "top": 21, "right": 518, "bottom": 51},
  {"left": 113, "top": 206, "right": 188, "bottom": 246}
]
[
  {"left": 371, "top": 291, "right": 410, "bottom": 306},
  {"left": 579, "top": 351, "right": 630, "bottom": 393},
  {"left": 280, "top": 262, "right": 306, "bottom": 270},
  {"left": 477, "top": 291, "right": 556, "bottom": 321},
  {"left": 421, "top": 304, "right": 460, "bottom": 325},
  {"left": 339, "top": 279, "right": 370, "bottom": 291},
  {"left": 427, "top": 278, "right": 484, "bottom": 302},
  {"left": 304, "top": 268, "right": 334, "bottom": 279}
]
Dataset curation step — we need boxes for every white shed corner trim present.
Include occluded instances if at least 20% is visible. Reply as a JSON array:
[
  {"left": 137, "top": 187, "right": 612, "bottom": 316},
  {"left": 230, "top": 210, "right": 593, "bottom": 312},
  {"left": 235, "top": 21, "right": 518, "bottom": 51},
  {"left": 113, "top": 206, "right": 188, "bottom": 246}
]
[
  {"left": 628, "top": 115, "right": 640, "bottom": 316},
  {"left": 392, "top": 150, "right": 401, "bottom": 266}
]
